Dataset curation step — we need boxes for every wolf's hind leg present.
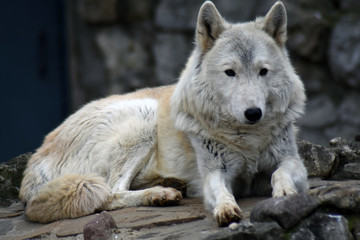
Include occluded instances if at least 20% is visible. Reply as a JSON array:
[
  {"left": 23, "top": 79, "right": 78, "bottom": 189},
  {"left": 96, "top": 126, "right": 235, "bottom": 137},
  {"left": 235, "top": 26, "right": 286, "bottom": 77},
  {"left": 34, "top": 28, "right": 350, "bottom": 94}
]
[
  {"left": 103, "top": 186, "right": 182, "bottom": 210},
  {"left": 25, "top": 174, "right": 110, "bottom": 223}
]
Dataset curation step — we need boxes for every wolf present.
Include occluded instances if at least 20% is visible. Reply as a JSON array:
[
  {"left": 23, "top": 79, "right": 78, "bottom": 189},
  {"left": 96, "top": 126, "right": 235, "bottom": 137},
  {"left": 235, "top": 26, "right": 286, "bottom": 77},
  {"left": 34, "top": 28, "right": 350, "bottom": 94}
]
[{"left": 19, "top": 1, "right": 308, "bottom": 227}]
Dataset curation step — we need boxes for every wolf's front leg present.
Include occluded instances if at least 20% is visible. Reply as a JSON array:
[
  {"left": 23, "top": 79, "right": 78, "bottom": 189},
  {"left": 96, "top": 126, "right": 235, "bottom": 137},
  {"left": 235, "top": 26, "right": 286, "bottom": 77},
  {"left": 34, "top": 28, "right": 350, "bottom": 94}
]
[
  {"left": 203, "top": 171, "right": 243, "bottom": 227},
  {"left": 191, "top": 136, "right": 243, "bottom": 226},
  {"left": 271, "top": 156, "right": 309, "bottom": 197}
]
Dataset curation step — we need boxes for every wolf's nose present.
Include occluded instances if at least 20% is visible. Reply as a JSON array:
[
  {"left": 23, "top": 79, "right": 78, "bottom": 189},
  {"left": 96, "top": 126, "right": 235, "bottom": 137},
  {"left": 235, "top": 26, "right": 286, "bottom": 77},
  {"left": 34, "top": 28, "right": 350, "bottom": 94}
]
[{"left": 244, "top": 108, "right": 262, "bottom": 124}]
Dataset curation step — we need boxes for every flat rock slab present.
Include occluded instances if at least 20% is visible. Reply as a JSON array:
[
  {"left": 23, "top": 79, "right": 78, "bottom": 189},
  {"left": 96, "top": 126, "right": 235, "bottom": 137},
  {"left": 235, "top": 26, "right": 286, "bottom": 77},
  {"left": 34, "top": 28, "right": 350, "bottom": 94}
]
[
  {"left": 0, "top": 197, "right": 267, "bottom": 239},
  {"left": 3, "top": 178, "right": 358, "bottom": 239}
]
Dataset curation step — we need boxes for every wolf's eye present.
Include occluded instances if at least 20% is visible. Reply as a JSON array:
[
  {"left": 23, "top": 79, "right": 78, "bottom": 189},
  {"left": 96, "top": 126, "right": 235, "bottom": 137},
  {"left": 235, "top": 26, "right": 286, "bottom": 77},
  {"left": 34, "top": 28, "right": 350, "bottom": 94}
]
[
  {"left": 225, "top": 69, "right": 236, "bottom": 77},
  {"left": 259, "top": 68, "right": 268, "bottom": 76}
]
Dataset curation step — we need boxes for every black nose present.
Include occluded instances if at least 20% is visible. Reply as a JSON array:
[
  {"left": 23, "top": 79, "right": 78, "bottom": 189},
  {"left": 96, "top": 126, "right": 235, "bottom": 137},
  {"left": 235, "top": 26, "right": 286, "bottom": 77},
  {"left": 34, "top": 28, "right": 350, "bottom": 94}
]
[{"left": 244, "top": 108, "right": 262, "bottom": 124}]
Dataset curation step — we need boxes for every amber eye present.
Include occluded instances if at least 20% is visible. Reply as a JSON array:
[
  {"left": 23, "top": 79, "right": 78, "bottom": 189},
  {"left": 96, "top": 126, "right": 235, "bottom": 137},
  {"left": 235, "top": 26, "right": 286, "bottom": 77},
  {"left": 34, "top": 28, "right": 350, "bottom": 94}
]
[
  {"left": 225, "top": 69, "right": 236, "bottom": 77},
  {"left": 259, "top": 68, "right": 268, "bottom": 76}
]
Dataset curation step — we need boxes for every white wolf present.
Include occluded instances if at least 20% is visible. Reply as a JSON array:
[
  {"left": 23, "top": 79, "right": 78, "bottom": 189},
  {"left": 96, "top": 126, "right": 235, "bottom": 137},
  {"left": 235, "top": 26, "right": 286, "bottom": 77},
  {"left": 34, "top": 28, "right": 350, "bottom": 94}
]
[{"left": 20, "top": 1, "right": 308, "bottom": 227}]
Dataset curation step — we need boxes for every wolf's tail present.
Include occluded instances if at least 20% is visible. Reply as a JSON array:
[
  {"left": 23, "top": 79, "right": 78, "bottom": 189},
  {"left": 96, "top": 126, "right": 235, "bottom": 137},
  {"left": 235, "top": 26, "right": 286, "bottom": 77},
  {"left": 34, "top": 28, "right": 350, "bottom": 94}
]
[{"left": 23, "top": 174, "right": 111, "bottom": 223}]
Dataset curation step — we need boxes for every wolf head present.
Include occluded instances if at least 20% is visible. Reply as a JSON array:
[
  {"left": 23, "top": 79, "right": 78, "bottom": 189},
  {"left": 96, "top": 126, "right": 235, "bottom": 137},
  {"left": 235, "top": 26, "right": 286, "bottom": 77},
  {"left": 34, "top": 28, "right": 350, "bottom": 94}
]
[{"left": 171, "top": 1, "right": 305, "bottom": 136}]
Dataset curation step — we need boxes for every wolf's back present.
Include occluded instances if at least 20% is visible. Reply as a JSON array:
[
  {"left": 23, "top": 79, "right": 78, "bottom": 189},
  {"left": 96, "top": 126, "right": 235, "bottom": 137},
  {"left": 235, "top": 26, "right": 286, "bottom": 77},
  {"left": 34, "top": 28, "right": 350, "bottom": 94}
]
[{"left": 23, "top": 174, "right": 110, "bottom": 223}]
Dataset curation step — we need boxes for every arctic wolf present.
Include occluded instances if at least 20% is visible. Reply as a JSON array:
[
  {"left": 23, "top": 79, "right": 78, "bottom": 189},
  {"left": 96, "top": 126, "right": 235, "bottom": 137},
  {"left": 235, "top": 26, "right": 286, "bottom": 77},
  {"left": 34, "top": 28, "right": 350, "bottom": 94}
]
[{"left": 20, "top": 1, "right": 308, "bottom": 226}]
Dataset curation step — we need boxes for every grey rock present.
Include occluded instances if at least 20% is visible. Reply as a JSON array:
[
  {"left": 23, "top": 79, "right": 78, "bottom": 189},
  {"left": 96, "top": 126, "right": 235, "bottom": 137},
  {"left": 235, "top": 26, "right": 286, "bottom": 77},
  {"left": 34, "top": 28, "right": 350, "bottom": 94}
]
[
  {"left": 340, "top": 0, "right": 360, "bottom": 12},
  {"left": 352, "top": 220, "right": 360, "bottom": 240},
  {"left": 329, "top": 137, "right": 360, "bottom": 180},
  {"left": 310, "top": 183, "right": 360, "bottom": 211},
  {"left": 118, "top": 0, "right": 153, "bottom": 22},
  {"left": 211, "top": 0, "right": 258, "bottom": 23},
  {"left": 329, "top": 15, "right": 360, "bottom": 89},
  {"left": 345, "top": 162, "right": 360, "bottom": 174},
  {"left": 77, "top": 0, "right": 118, "bottom": 23},
  {"left": 0, "top": 153, "right": 31, "bottom": 206},
  {"left": 338, "top": 92, "right": 360, "bottom": 126},
  {"left": 325, "top": 125, "right": 360, "bottom": 147},
  {"left": 289, "top": 227, "right": 315, "bottom": 240},
  {"left": 96, "top": 27, "right": 150, "bottom": 93},
  {"left": 341, "top": 162, "right": 360, "bottom": 179},
  {"left": 250, "top": 194, "right": 319, "bottom": 229},
  {"left": 76, "top": 25, "right": 107, "bottom": 105},
  {"left": 290, "top": 212, "right": 351, "bottom": 240},
  {"left": 275, "top": 0, "right": 334, "bottom": 62},
  {"left": 83, "top": 211, "right": 117, "bottom": 240},
  {"left": 252, "top": 221, "right": 285, "bottom": 240},
  {"left": 155, "top": 0, "right": 203, "bottom": 31},
  {"left": 153, "top": 33, "right": 193, "bottom": 84},
  {"left": 297, "top": 139, "right": 336, "bottom": 178},
  {"left": 205, "top": 221, "right": 285, "bottom": 240},
  {"left": 298, "top": 95, "right": 337, "bottom": 128},
  {"left": 298, "top": 127, "right": 329, "bottom": 147},
  {"left": 156, "top": 0, "right": 257, "bottom": 31},
  {"left": 0, "top": 220, "right": 14, "bottom": 235},
  {"left": 293, "top": 59, "right": 326, "bottom": 94}
]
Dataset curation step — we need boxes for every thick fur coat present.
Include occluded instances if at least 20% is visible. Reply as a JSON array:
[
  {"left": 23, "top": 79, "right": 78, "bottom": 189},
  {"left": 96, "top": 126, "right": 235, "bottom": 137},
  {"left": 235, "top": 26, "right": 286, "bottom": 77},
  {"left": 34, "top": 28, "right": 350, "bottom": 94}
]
[{"left": 20, "top": 1, "right": 308, "bottom": 226}]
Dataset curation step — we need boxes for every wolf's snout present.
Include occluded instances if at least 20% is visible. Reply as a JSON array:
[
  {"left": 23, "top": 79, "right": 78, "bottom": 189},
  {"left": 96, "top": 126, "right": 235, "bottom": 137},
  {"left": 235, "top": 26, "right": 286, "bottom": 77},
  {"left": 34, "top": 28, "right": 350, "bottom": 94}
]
[{"left": 244, "top": 108, "right": 262, "bottom": 124}]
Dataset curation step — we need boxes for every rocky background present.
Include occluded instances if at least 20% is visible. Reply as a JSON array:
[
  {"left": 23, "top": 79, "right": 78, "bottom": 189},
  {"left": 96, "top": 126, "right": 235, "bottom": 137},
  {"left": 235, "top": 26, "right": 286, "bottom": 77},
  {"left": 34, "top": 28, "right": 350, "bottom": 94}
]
[{"left": 68, "top": 0, "right": 360, "bottom": 146}]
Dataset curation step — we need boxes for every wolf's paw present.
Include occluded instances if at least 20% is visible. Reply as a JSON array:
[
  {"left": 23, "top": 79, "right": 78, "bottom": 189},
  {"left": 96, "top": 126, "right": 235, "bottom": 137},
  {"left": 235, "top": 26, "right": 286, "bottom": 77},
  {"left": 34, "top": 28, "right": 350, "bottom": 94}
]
[
  {"left": 152, "top": 177, "right": 187, "bottom": 197},
  {"left": 272, "top": 182, "right": 298, "bottom": 198},
  {"left": 148, "top": 186, "right": 183, "bottom": 206},
  {"left": 214, "top": 201, "right": 243, "bottom": 227}
]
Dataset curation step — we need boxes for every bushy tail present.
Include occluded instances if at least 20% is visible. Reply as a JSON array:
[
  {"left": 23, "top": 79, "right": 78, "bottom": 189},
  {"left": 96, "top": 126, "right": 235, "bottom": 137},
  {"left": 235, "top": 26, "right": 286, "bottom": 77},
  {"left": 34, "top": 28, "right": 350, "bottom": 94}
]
[{"left": 24, "top": 174, "right": 111, "bottom": 223}]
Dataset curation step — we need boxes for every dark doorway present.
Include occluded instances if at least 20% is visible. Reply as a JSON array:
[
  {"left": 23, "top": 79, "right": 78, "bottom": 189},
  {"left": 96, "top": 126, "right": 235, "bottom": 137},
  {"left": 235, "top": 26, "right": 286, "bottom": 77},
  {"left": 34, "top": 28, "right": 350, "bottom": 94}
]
[{"left": 0, "top": 0, "right": 68, "bottom": 162}]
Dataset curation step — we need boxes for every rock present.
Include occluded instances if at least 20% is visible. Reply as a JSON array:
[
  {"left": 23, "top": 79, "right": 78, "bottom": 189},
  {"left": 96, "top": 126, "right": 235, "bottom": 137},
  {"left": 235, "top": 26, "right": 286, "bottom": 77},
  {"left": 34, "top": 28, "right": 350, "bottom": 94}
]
[
  {"left": 329, "top": 15, "right": 360, "bottom": 89},
  {"left": 340, "top": 0, "right": 360, "bottom": 12},
  {"left": 293, "top": 58, "right": 327, "bottom": 93},
  {"left": 77, "top": 0, "right": 118, "bottom": 23},
  {"left": 206, "top": 221, "right": 285, "bottom": 240},
  {"left": 328, "top": 137, "right": 360, "bottom": 180},
  {"left": 297, "top": 139, "right": 336, "bottom": 178},
  {"left": 83, "top": 211, "right": 117, "bottom": 240},
  {"left": 287, "top": 7, "right": 330, "bottom": 62},
  {"left": 153, "top": 33, "right": 193, "bottom": 84},
  {"left": 352, "top": 219, "right": 360, "bottom": 240},
  {"left": 329, "top": 137, "right": 352, "bottom": 148},
  {"left": 298, "top": 95, "right": 337, "bottom": 128},
  {"left": 325, "top": 125, "right": 360, "bottom": 147},
  {"left": 290, "top": 212, "right": 352, "bottom": 240},
  {"left": 310, "top": 183, "right": 360, "bottom": 211},
  {"left": 338, "top": 93, "right": 360, "bottom": 127},
  {"left": 339, "top": 163, "right": 360, "bottom": 179},
  {"left": 298, "top": 127, "right": 329, "bottom": 147},
  {"left": 117, "top": 0, "right": 153, "bottom": 22},
  {"left": 211, "top": 0, "right": 258, "bottom": 23},
  {"left": 0, "top": 153, "right": 31, "bottom": 206},
  {"left": 96, "top": 27, "right": 150, "bottom": 93},
  {"left": 250, "top": 194, "right": 319, "bottom": 229},
  {"left": 268, "top": 0, "right": 335, "bottom": 62},
  {"left": 155, "top": 0, "right": 202, "bottom": 31}
]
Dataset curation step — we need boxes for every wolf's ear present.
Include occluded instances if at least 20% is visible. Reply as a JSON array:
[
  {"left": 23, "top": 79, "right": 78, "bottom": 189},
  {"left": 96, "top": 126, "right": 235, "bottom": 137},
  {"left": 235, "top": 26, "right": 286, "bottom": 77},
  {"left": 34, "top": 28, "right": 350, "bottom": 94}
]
[
  {"left": 196, "top": 1, "right": 225, "bottom": 52},
  {"left": 262, "top": 1, "right": 287, "bottom": 46}
]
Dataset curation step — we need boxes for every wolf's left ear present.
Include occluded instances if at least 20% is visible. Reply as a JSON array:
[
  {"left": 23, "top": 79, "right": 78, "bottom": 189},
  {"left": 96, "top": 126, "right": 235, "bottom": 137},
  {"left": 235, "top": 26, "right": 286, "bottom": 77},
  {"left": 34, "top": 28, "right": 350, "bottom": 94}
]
[
  {"left": 196, "top": 1, "right": 225, "bottom": 52},
  {"left": 262, "top": 1, "right": 287, "bottom": 46}
]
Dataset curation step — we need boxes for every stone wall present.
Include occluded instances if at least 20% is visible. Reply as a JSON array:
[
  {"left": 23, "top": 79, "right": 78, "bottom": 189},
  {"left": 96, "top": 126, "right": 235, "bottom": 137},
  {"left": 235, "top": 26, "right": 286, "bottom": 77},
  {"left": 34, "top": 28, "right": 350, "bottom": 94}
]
[{"left": 68, "top": 0, "right": 360, "bottom": 146}]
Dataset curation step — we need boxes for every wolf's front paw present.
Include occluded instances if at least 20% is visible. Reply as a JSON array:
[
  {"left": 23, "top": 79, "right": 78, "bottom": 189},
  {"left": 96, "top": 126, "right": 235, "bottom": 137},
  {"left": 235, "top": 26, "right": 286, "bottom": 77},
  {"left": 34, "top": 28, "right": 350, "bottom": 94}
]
[
  {"left": 214, "top": 201, "right": 243, "bottom": 227},
  {"left": 148, "top": 186, "right": 183, "bottom": 206},
  {"left": 272, "top": 182, "right": 297, "bottom": 198}
]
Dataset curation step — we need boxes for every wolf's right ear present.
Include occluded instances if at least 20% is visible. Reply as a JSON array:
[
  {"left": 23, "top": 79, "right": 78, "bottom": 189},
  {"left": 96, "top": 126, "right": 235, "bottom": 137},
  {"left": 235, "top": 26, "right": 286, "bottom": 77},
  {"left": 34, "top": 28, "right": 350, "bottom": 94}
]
[
  {"left": 262, "top": 1, "right": 287, "bottom": 46},
  {"left": 196, "top": 1, "right": 225, "bottom": 52}
]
